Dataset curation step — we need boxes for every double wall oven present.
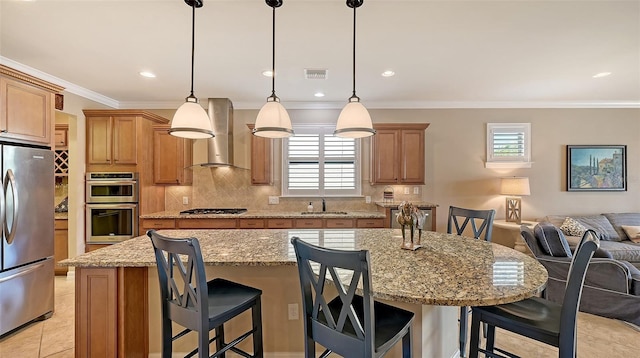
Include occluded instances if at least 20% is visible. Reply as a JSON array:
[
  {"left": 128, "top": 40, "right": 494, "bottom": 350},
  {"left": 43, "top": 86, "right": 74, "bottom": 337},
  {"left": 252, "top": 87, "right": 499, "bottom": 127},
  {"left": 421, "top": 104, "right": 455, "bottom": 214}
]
[{"left": 85, "top": 172, "right": 139, "bottom": 244}]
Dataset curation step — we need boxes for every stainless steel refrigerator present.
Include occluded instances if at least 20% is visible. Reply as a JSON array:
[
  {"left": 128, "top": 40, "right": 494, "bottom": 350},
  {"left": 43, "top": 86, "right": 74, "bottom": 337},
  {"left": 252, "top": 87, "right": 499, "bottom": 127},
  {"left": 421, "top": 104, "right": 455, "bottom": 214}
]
[{"left": 0, "top": 144, "right": 54, "bottom": 336}]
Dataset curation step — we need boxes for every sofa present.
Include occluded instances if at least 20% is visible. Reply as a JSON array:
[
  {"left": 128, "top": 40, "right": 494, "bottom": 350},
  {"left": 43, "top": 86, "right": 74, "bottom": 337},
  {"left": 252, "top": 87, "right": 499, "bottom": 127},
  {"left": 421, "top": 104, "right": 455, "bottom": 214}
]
[
  {"left": 521, "top": 221, "right": 640, "bottom": 326},
  {"left": 543, "top": 213, "right": 640, "bottom": 268}
]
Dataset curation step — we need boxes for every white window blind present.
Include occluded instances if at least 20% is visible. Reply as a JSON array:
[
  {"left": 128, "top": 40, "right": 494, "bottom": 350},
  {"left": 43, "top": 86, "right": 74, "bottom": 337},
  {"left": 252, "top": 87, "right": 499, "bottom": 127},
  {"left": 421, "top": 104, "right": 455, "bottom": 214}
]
[
  {"left": 283, "top": 126, "right": 361, "bottom": 197},
  {"left": 486, "top": 123, "right": 532, "bottom": 168}
]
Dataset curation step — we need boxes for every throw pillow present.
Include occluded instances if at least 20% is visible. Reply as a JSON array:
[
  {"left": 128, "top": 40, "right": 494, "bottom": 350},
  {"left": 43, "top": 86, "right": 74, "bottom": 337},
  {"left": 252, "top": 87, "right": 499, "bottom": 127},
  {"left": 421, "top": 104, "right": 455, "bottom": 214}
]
[
  {"left": 534, "top": 222, "right": 573, "bottom": 257},
  {"left": 602, "top": 213, "right": 640, "bottom": 241},
  {"left": 621, "top": 225, "right": 640, "bottom": 243},
  {"left": 559, "top": 217, "right": 586, "bottom": 237},
  {"left": 574, "top": 215, "right": 621, "bottom": 241}
]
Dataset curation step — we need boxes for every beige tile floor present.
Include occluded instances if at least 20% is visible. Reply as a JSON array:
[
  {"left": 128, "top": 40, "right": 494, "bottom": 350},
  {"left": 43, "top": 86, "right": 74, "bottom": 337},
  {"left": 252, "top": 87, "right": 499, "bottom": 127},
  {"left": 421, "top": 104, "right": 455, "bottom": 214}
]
[{"left": 0, "top": 276, "right": 638, "bottom": 357}]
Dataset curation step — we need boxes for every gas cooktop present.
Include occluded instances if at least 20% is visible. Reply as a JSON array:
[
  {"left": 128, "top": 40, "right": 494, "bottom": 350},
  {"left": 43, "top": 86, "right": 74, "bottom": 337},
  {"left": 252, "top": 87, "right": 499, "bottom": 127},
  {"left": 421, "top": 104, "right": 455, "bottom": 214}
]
[{"left": 180, "top": 208, "right": 247, "bottom": 215}]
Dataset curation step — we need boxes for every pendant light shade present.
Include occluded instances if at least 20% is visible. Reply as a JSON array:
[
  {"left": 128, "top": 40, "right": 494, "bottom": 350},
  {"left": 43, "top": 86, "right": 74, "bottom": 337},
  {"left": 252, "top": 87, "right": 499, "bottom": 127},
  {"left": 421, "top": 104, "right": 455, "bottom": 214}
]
[
  {"left": 170, "top": 97, "right": 214, "bottom": 139},
  {"left": 335, "top": 0, "right": 375, "bottom": 138},
  {"left": 170, "top": 0, "right": 214, "bottom": 139},
  {"left": 254, "top": 98, "right": 293, "bottom": 138},
  {"left": 253, "top": 0, "right": 293, "bottom": 138}
]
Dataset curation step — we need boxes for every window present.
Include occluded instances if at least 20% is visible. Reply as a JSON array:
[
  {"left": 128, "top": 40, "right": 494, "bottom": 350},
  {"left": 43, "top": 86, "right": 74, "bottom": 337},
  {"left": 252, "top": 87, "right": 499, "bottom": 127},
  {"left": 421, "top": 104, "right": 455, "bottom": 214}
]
[
  {"left": 283, "top": 125, "right": 361, "bottom": 197},
  {"left": 486, "top": 123, "right": 532, "bottom": 168}
]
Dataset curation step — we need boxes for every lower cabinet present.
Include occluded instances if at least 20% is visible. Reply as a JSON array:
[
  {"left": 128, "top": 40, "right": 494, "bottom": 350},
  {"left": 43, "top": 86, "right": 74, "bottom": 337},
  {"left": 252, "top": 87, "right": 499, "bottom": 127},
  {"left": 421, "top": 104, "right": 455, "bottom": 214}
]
[
  {"left": 140, "top": 217, "right": 385, "bottom": 232},
  {"left": 54, "top": 219, "right": 68, "bottom": 275}
]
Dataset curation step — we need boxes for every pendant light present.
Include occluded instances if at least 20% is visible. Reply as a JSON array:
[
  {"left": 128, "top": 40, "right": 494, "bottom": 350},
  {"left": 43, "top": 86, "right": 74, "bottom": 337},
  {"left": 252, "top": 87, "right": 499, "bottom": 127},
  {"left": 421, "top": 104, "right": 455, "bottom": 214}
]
[
  {"left": 334, "top": 0, "right": 375, "bottom": 138},
  {"left": 169, "top": 0, "right": 214, "bottom": 139},
  {"left": 253, "top": 0, "right": 294, "bottom": 138}
]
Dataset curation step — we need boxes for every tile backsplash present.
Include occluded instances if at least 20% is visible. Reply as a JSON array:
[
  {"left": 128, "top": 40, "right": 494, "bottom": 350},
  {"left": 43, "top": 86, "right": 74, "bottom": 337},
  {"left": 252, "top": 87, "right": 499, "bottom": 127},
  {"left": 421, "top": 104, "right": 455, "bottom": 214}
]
[{"left": 165, "top": 167, "right": 425, "bottom": 212}]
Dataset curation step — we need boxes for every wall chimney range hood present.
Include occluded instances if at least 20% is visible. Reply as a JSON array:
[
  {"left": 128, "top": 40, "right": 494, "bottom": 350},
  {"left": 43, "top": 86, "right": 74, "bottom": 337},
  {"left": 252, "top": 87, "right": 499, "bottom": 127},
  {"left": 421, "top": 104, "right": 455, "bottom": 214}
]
[{"left": 195, "top": 98, "right": 234, "bottom": 167}]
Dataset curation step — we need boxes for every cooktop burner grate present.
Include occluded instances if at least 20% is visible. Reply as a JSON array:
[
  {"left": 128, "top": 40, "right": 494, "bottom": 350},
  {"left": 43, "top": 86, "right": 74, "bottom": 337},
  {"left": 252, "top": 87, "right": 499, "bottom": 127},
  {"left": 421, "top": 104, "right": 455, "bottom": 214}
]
[{"left": 180, "top": 208, "right": 247, "bottom": 215}]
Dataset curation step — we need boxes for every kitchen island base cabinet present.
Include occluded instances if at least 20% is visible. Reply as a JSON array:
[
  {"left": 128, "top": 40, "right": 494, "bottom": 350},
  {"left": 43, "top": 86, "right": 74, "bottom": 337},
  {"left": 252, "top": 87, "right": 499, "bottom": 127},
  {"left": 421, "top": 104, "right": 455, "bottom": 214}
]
[
  {"left": 74, "top": 265, "right": 457, "bottom": 357},
  {"left": 75, "top": 267, "right": 148, "bottom": 358},
  {"left": 54, "top": 219, "right": 68, "bottom": 275}
]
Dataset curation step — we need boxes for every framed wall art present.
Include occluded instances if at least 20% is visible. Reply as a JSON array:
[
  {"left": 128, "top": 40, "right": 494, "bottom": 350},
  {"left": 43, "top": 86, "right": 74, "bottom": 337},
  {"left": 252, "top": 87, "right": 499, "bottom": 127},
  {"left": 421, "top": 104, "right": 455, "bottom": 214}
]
[{"left": 567, "top": 145, "right": 626, "bottom": 191}]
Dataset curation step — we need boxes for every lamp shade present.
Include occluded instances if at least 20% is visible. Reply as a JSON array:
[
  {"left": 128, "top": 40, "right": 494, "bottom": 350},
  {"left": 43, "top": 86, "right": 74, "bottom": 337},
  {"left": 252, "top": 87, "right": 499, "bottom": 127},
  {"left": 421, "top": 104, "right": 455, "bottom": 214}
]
[
  {"left": 253, "top": 100, "right": 293, "bottom": 138},
  {"left": 501, "top": 177, "right": 531, "bottom": 196},
  {"left": 334, "top": 101, "right": 375, "bottom": 138},
  {"left": 169, "top": 100, "right": 214, "bottom": 139}
]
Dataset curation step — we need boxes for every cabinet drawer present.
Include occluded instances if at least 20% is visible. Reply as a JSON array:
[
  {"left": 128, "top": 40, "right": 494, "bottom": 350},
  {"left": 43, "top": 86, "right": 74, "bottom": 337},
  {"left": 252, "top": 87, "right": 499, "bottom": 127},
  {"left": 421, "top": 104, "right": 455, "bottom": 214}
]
[
  {"left": 177, "top": 219, "right": 237, "bottom": 229},
  {"left": 54, "top": 219, "right": 68, "bottom": 230},
  {"left": 356, "top": 218, "right": 385, "bottom": 228},
  {"left": 141, "top": 219, "right": 176, "bottom": 229},
  {"left": 295, "top": 219, "right": 323, "bottom": 228},
  {"left": 238, "top": 219, "right": 265, "bottom": 229},
  {"left": 325, "top": 219, "right": 355, "bottom": 228},
  {"left": 267, "top": 219, "right": 294, "bottom": 229}
]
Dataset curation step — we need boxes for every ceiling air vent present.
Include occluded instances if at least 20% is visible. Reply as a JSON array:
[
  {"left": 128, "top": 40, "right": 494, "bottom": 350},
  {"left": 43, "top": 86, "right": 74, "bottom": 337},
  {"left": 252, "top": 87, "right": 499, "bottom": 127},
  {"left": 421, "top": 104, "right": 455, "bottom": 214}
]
[{"left": 304, "top": 68, "right": 328, "bottom": 80}]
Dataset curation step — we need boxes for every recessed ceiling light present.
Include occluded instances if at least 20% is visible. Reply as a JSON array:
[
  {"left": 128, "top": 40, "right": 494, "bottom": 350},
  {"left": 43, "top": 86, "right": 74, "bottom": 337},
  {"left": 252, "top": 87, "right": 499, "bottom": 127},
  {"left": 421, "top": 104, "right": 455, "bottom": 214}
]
[
  {"left": 314, "top": 92, "right": 325, "bottom": 98},
  {"left": 262, "top": 70, "right": 273, "bottom": 77},
  {"left": 381, "top": 70, "right": 395, "bottom": 77},
  {"left": 139, "top": 71, "right": 156, "bottom": 78},
  {"left": 592, "top": 72, "right": 612, "bottom": 78}
]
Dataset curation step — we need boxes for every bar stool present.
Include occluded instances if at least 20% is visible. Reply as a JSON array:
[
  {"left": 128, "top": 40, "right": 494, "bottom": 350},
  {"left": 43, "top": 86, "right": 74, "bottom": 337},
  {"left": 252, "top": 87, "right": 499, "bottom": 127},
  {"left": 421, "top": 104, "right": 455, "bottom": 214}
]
[{"left": 147, "top": 230, "right": 263, "bottom": 358}]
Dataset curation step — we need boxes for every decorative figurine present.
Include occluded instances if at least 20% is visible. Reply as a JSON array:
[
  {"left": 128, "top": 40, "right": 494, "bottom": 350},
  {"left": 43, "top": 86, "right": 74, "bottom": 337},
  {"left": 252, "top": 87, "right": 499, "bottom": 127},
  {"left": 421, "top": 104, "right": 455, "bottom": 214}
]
[{"left": 396, "top": 201, "right": 424, "bottom": 250}]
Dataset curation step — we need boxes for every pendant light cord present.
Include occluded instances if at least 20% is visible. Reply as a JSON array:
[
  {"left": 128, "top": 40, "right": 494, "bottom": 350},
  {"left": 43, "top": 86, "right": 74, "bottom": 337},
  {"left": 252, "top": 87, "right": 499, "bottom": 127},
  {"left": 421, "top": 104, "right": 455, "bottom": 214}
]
[
  {"left": 351, "top": 5, "right": 357, "bottom": 100},
  {"left": 189, "top": 1, "right": 196, "bottom": 99},
  {"left": 270, "top": 5, "right": 277, "bottom": 99}
]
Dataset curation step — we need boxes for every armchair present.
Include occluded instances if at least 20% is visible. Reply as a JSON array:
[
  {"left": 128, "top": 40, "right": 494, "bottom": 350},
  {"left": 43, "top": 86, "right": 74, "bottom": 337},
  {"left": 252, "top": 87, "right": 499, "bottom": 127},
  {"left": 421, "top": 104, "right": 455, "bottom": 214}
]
[{"left": 521, "top": 224, "right": 640, "bottom": 326}]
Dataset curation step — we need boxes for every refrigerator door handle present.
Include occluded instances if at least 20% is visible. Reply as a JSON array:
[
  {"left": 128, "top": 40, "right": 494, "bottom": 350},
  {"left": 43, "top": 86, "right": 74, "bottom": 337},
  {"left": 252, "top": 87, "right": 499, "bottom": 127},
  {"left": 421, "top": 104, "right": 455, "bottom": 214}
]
[
  {"left": 0, "top": 170, "right": 5, "bottom": 243},
  {"left": 4, "top": 169, "right": 18, "bottom": 244}
]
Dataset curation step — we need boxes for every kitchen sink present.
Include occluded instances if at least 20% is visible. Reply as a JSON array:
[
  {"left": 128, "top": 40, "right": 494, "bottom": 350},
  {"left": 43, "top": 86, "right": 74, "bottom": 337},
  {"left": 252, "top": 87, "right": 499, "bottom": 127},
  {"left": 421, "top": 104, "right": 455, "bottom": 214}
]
[{"left": 301, "top": 211, "right": 348, "bottom": 215}]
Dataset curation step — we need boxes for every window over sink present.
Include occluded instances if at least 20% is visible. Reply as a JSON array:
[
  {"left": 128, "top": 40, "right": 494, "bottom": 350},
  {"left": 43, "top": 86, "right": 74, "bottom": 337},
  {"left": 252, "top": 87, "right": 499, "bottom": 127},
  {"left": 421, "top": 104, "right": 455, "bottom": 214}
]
[{"left": 282, "top": 125, "right": 361, "bottom": 197}]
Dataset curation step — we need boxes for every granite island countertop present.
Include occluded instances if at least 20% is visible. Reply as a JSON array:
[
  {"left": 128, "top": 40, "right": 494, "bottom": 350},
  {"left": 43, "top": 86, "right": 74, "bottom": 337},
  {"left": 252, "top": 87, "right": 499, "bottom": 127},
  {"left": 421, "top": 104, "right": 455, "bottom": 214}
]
[
  {"left": 140, "top": 210, "right": 386, "bottom": 219},
  {"left": 61, "top": 228, "right": 547, "bottom": 307}
]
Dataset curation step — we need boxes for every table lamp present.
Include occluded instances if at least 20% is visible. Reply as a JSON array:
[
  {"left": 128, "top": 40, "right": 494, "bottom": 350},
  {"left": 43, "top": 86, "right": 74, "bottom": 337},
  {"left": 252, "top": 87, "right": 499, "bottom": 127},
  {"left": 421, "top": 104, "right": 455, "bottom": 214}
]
[{"left": 501, "top": 177, "right": 530, "bottom": 224}]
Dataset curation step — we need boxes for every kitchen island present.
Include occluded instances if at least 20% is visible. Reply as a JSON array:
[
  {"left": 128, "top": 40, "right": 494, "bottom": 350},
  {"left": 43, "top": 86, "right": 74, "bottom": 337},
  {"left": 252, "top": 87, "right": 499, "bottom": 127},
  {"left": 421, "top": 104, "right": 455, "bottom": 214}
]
[{"left": 62, "top": 229, "right": 547, "bottom": 357}]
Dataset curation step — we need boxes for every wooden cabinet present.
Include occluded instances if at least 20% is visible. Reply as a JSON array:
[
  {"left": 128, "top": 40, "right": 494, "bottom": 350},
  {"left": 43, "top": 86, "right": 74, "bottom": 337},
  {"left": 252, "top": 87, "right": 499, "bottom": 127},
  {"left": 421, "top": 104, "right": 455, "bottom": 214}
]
[
  {"left": 325, "top": 219, "right": 355, "bottom": 228},
  {"left": 177, "top": 218, "right": 237, "bottom": 229},
  {"left": 370, "top": 123, "right": 429, "bottom": 185},
  {"left": 75, "top": 267, "right": 148, "bottom": 358},
  {"left": 139, "top": 218, "right": 176, "bottom": 235},
  {"left": 356, "top": 218, "right": 385, "bottom": 228},
  {"left": 295, "top": 218, "right": 324, "bottom": 229},
  {"left": 54, "top": 219, "right": 68, "bottom": 275},
  {"left": 54, "top": 124, "right": 68, "bottom": 148},
  {"left": 267, "top": 219, "right": 294, "bottom": 229},
  {"left": 238, "top": 218, "right": 266, "bottom": 229},
  {"left": 246, "top": 124, "right": 272, "bottom": 185},
  {"left": 153, "top": 126, "right": 193, "bottom": 185},
  {"left": 54, "top": 124, "right": 69, "bottom": 176},
  {"left": 86, "top": 116, "right": 137, "bottom": 166},
  {"left": 84, "top": 110, "right": 169, "bottom": 171},
  {"left": 0, "top": 65, "right": 63, "bottom": 147}
]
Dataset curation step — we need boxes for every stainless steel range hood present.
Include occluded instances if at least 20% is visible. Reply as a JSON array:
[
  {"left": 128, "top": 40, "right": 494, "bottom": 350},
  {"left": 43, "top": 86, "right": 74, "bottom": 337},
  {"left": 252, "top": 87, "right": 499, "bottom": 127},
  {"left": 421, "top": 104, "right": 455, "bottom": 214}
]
[{"left": 195, "top": 98, "right": 234, "bottom": 167}]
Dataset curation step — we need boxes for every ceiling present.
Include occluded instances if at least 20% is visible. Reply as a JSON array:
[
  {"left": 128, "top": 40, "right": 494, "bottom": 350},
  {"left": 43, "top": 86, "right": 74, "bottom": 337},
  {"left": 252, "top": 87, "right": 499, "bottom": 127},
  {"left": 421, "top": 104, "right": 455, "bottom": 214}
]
[{"left": 1, "top": 0, "right": 638, "bottom": 110}]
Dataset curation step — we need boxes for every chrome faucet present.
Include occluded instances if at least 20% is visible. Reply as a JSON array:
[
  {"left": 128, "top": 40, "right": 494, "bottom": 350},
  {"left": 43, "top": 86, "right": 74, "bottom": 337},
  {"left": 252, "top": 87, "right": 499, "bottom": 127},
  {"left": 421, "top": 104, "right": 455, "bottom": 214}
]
[{"left": 322, "top": 198, "right": 326, "bottom": 212}]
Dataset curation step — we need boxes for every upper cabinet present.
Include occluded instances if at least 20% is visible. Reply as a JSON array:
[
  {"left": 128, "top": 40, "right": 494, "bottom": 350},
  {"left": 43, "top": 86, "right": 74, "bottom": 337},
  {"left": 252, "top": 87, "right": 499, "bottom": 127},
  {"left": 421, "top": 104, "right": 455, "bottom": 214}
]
[
  {"left": 0, "top": 65, "right": 64, "bottom": 147},
  {"left": 83, "top": 110, "right": 169, "bottom": 172},
  {"left": 370, "top": 123, "right": 429, "bottom": 185},
  {"left": 153, "top": 125, "right": 193, "bottom": 185},
  {"left": 54, "top": 124, "right": 69, "bottom": 176},
  {"left": 246, "top": 124, "right": 272, "bottom": 185}
]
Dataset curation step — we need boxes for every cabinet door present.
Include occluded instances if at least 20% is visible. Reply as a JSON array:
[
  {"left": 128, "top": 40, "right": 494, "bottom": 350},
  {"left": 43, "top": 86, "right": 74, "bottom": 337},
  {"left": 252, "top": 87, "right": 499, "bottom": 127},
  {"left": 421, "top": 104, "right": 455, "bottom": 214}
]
[
  {"left": 400, "top": 129, "right": 425, "bottom": 184},
  {"left": 0, "top": 76, "right": 52, "bottom": 145},
  {"left": 247, "top": 124, "right": 272, "bottom": 185},
  {"left": 87, "top": 117, "right": 113, "bottom": 164},
  {"left": 54, "top": 126, "right": 68, "bottom": 148},
  {"left": 112, "top": 117, "right": 137, "bottom": 165},
  {"left": 54, "top": 220, "right": 69, "bottom": 275},
  {"left": 153, "top": 126, "right": 192, "bottom": 185},
  {"left": 371, "top": 129, "right": 400, "bottom": 184}
]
